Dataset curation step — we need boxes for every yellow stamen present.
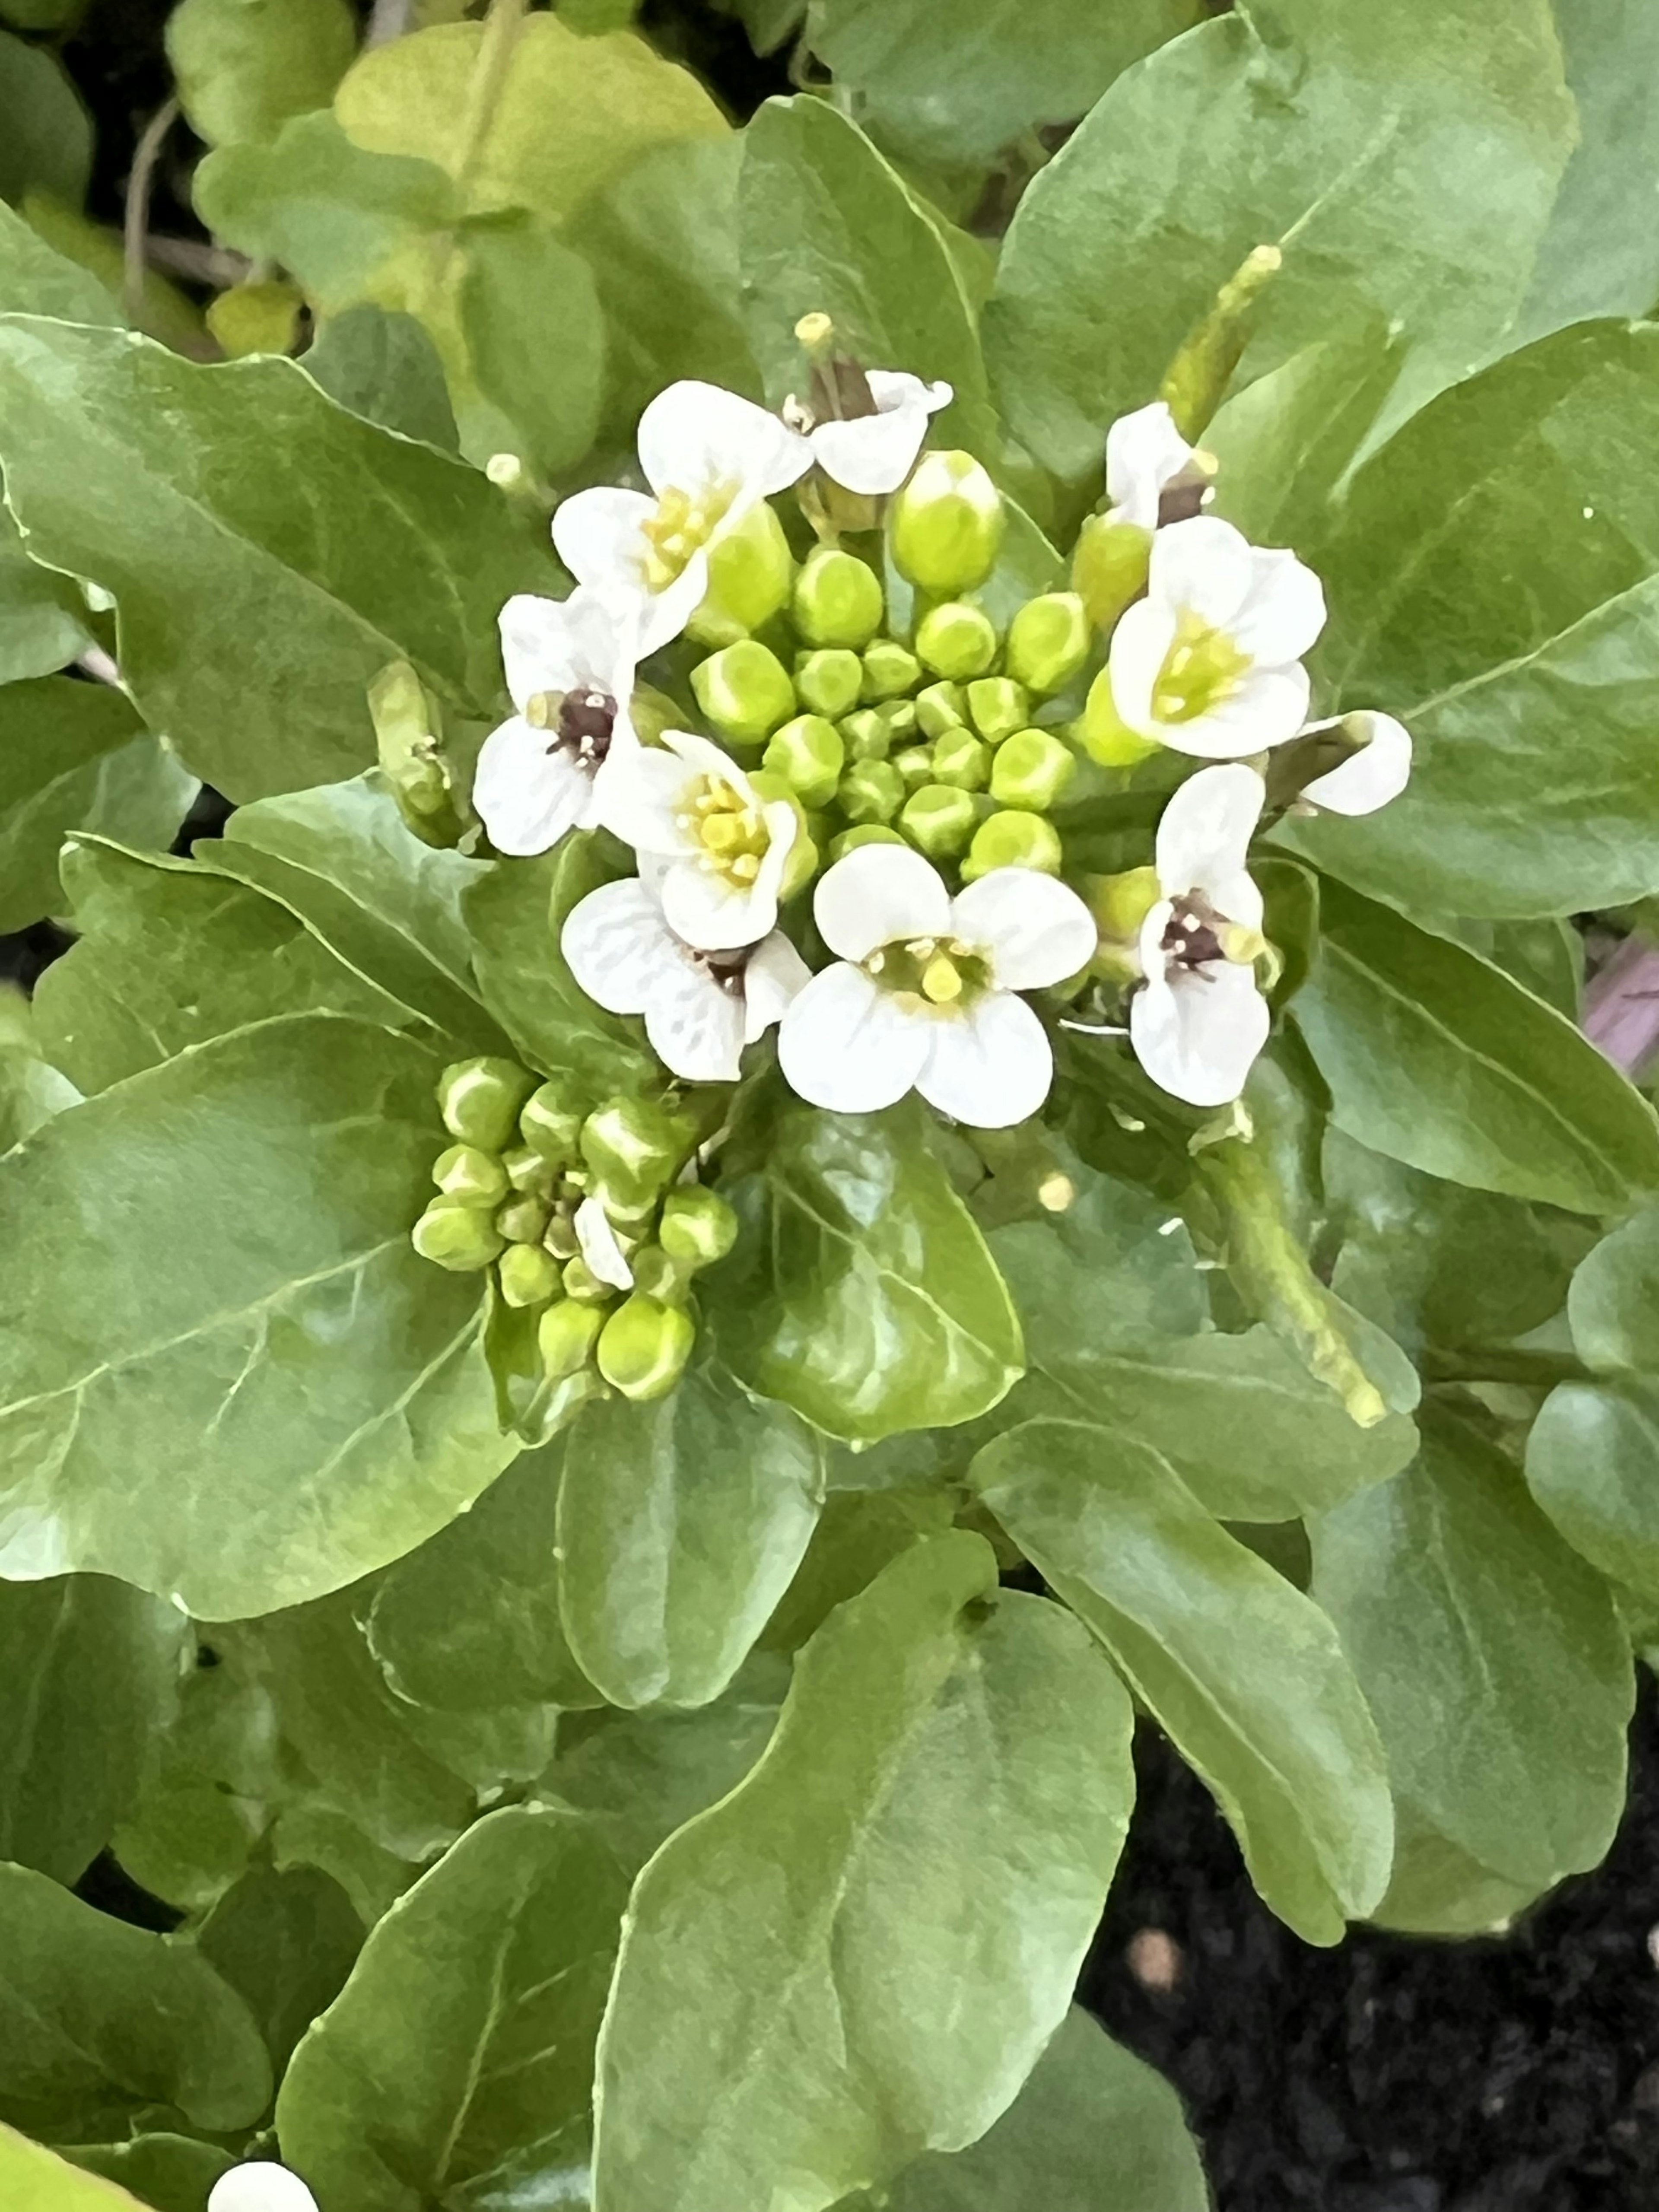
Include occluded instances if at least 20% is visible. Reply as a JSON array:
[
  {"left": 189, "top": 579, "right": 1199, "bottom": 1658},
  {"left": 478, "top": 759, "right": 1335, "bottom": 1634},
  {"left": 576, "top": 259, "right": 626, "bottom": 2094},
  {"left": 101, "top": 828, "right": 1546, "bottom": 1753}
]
[{"left": 921, "top": 953, "right": 963, "bottom": 1004}]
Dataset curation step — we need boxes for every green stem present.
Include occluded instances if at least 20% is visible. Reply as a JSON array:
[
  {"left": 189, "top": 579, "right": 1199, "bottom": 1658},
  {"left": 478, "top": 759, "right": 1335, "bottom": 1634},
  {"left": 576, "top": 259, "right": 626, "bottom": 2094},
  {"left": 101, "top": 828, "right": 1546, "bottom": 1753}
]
[
  {"left": 1421, "top": 1347, "right": 1588, "bottom": 1390},
  {"left": 421, "top": 0, "right": 526, "bottom": 306}
]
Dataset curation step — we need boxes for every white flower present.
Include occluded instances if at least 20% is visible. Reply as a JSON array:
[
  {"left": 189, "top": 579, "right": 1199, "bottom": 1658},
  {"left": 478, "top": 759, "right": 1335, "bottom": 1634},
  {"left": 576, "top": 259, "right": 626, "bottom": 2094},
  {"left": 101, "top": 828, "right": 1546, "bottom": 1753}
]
[
  {"left": 597, "top": 730, "right": 798, "bottom": 953},
  {"left": 777, "top": 847, "right": 1096, "bottom": 1128},
  {"left": 1130, "top": 763, "right": 1271, "bottom": 1108},
  {"left": 791, "top": 370, "right": 953, "bottom": 496},
  {"left": 562, "top": 874, "right": 809, "bottom": 1083},
  {"left": 574, "top": 1195, "right": 635, "bottom": 1291},
  {"left": 1105, "top": 399, "right": 1199, "bottom": 531},
  {"left": 473, "top": 589, "right": 641, "bottom": 858},
  {"left": 552, "top": 381, "right": 811, "bottom": 655},
  {"left": 1297, "top": 711, "right": 1413, "bottom": 817},
  {"left": 1109, "top": 515, "right": 1325, "bottom": 760},
  {"left": 208, "top": 2164, "right": 319, "bottom": 2212}
]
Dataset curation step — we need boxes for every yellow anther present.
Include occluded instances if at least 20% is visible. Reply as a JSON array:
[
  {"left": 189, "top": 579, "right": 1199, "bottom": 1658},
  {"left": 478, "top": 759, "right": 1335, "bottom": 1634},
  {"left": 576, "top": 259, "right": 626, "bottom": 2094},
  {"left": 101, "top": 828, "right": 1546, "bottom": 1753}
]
[
  {"left": 921, "top": 953, "right": 963, "bottom": 1004},
  {"left": 795, "top": 311, "right": 835, "bottom": 353},
  {"left": 906, "top": 937, "right": 938, "bottom": 960},
  {"left": 730, "top": 853, "right": 761, "bottom": 883},
  {"left": 1220, "top": 923, "right": 1268, "bottom": 965},
  {"left": 1153, "top": 612, "right": 1252, "bottom": 725},
  {"left": 524, "top": 690, "right": 561, "bottom": 731},
  {"left": 702, "top": 814, "right": 747, "bottom": 856},
  {"left": 1037, "top": 1172, "right": 1076, "bottom": 1213}
]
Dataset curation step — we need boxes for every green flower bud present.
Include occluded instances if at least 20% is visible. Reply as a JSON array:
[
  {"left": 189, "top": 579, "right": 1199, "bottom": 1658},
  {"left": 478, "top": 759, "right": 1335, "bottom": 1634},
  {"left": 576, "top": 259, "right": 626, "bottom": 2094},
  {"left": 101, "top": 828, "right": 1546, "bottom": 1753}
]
[
  {"left": 1006, "top": 592, "right": 1090, "bottom": 696},
  {"left": 580, "top": 1096, "right": 696, "bottom": 1214},
  {"left": 838, "top": 757, "right": 905, "bottom": 825},
  {"left": 763, "top": 713, "right": 845, "bottom": 809},
  {"left": 1072, "top": 515, "right": 1150, "bottom": 636},
  {"left": 1079, "top": 667, "right": 1160, "bottom": 766},
  {"left": 502, "top": 1144, "right": 555, "bottom": 1197},
  {"left": 539, "top": 1296, "right": 606, "bottom": 1380},
  {"left": 658, "top": 1185, "right": 740, "bottom": 1268},
  {"left": 628, "top": 1243, "right": 690, "bottom": 1304},
  {"left": 562, "top": 1255, "right": 614, "bottom": 1304},
  {"left": 890, "top": 450, "right": 1005, "bottom": 595},
  {"left": 990, "top": 728, "right": 1077, "bottom": 811},
  {"left": 598, "top": 1293, "right": 696, "bottom": 1402},
  {"left": 747, "top": 769, "right": 820, "bottom": 898},
  {"left": 691, "top": 639, "right": 796, "bottom": 747},
  {"left": 914, "top": 681, "right": 967, "bottom": 739},
  {"left": 829, "top": 824, "right": 908, "bottom": 862},
  {"left": 861, "top": 639, "right": 922, "bottom": 702},
  {"left": 518, "top": 1083, "right": 585, "bottom": 1164},
  {"left": 543, "top": 1208, "right": 581, "bottom": 1260},
  {"left": 438, "top": 1057, "right": 535, "bottom": 1153},
  {"left": 960, "top": 809, "right": 1064, "bottom": 882},
  {"left": 931, "top": 727, "right": 990, "bottom": 792},
  {"left": 412, "top": 1196, "right": 507, "bottom": 1271},
  {"left": 1160, "top": 241, "right": 1282, "bottom": 441},
  {"left": 839, "top": 707, "right": 891, "bottom": 762},
  {"left": 792, "top": 547, "right": 885, "bottom": 649},
  {"left": 965, "top": 677, "right": 1030, "bottom": 747},
  {"left": 432, "top": 1142, "right": 509, "bottom": 1207},
  {"left": 900, "top": 783, "right": 977, "bottom": 860},
  {"left": 795, "top": 647, "right": 864, "bottom": 720},
  {"left": 498, "top": 1242, "right": 562, "bottom": 1308},
  {"left": 692, "top": 500, "right": 795, "bottom": 643},
  {"left": 892, "top": 744, "right": 936, "bottom": 793},
  {"left": 369, "top": 660, "right": 464, "bottom": 849},
  {"left": 915, "top": 601, "right": 998, "bottom": 681},
  {"left": 1087, "top": 863, "right": 1161, "bottom": 943},
  {"left": 496, "top": 1192, "right": 551, "bottom": 1246},
  {"left": 875, "top": 699, "right": 918, "bottom": 748}
]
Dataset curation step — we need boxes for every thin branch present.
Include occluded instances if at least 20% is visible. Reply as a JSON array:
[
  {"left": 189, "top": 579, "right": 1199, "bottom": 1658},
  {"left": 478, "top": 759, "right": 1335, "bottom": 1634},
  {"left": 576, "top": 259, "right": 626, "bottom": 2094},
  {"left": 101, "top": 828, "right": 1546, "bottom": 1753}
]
[
  {"left": 366, "top": 0, "right": 415, "bottom": 44},
  {"left": 145, "top": 234, "right": 252, "bottom": 288},
  {"left": 1584, "top": 931, "right": 1659, "bottom": 1080},
  {"left": 123, "top": 97, "right": 180, "bottom": 330}
]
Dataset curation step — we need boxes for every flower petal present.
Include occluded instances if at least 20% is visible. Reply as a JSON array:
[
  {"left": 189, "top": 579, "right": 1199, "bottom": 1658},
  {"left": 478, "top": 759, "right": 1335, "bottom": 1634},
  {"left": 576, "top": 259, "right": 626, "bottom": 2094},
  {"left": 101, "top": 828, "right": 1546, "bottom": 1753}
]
[
  {"left": 742, "top": 930, "right": 812, "bottom": 1041},
  {"left": 1300, "top": 711, "right": 1413, "bottom": 816},
  {"left": 474, "top": 718, "right": 592, "bottom": 857},
  {"left": 866, "top": 369, "right": 953, "bottom": 417},
  {"left": 642, "top": 960, "right": 748, "bottom": 1083},
  {"left": 1108, "top": 597, "right": 1176, "bottom": 737},
  {"left": 808, "top": 380, "right": 947, "bottom": 496},
  {"left": 595, "top": 744, "right": 695, "bottom": 856},
  {"left": 1147, "top": 514, "right": 1255, "bottom": 630},
  {"left": 551, "top": 486, "right": 654, "bottom": 594},
  {"left": 498, "top": 592, "right": 581, "bottom": 711},
  {"left": 663, "top": 728, "right": 756, "bottom": 797},
  {"left": 561, "top": 878, "right": 683, "bottom": 1015},
  {"left": 950, "top": 868, "right": 1097, "bottom": 990},
  {"left": 1155, "top": 763, "right": 1266, "bottom": 919},
  {"left": 208, "top": 2164, "right": 321, "bottom": 2212},
  {"left": 637, "top": 379, "right": 810, "bottom": 500},
  {"left": 661, "top": 857, "right": 777, "bottom": 951},
  {"left": 1155, "top": 659, "right": 1310, "bottom": 760},
  {"left": 638, "top": 549, "right": 710, "bottom": 655},
  {"left": 813, "top": 842, "right": 952, "bottom": 962},
  {"left": 1105, "top": 400, "right": 1195, "bottom": 532},
  {"left": 918, "top": 991, "right": 1054, "bottom": 1128},
  {"left": 777, "top": 962, "right": 931, "bottom": 1114},
  {"left": 1130, "top": 961, "right": 1270, "bottom": 1108},
  {"left": 575, "top": 1195, "right": 635, "bottom": 1290},
  {"left": 1227, "top": 545, "right": 1326, "bottom": 664}
]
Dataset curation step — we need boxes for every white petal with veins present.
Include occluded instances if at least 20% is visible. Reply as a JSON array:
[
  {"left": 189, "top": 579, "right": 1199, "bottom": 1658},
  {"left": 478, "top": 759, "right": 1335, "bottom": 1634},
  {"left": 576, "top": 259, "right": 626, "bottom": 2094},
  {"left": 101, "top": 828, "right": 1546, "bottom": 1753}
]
[
  {"left": 950, "top": 868, "right": 1097, "bottom": 991},
  {"left": 813, "top": 843, "right": 953, "bottom": 962},
  {"left": 919, "top": 992, "right": 1054, "bottom": 1128}
]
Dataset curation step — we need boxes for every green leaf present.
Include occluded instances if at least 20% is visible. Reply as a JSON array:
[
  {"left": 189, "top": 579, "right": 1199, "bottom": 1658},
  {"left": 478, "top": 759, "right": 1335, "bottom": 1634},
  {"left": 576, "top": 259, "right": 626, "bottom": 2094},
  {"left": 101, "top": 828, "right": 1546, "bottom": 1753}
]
[
  {"left": 0, "top": 1014, "right": 515, "bottom": 1619},
  {"left": 0, "top": 319, "right": 554, "bottom": 801},
  {"left": 0, "top": 1574, "right": 186, "bottom": 1885},
  {"left": 0, "top": 983, "right": 79, "bottom": 1152},
  {"left": 708, "top": 1090, "right": 1024, "bottom": 1444},
  {"left": 973, "top": 1418, "right": 1392, "bottom": 1943},
  {"left": 985, "top": 0, "right": 1577, "bottom": 484},
  {"left": 0, "top": 199, "right": 116, "bottom": 321},
  {"left": 0, "top": 510, "right": 90, "bottom": 684},
  {"left": 1527, "top": 1377, "right": 1659, "bottom": 1607},
  {"left": 559, "top": 1352, "right": 825, "bottom": 1709},
  {"left": 278, "top": 1805, "right": 630, "bottom": 2212},
  {"left": 1310, "top": 1405, "right": 1633, "bottom": 1926},
  {"left": 593, "top": 1533, "right": 1134, "bottom": 2212},
  {"left": 0, "top": 33, "right": 90, "bottom": 210},
  {"left": 60, "top": 2137, "right": 231, "bottom": 2212},
  {"left": 197, "top": 1864, "right": 363, "bottom": 2075},
  {"left": 167, "top": 0, "right": 357, "bottom": 149},
  {"left": 3, "top": 2125, "right": 215, "bottom": 2212},
  {"left": 0, "top": 678, "right": 197, "bottom": 933},
  {"left": 1562, "top": 1200, "right": 1659, "bottom": 1371},
  {"left": 302, "top": 305, "right": 458, "bottom": 449},
  {"left": 0, "top": 1865, "right": 270, "bottom": 2142},
  {"left": 1294, "top": 877, "right": 1659, "bottom": 1213},
  {"left": 449, "top": 214, "right": 604, "bottom": 478},
  {"left": 758, "top": 1486, "right": 955, "bottom": 1653}
]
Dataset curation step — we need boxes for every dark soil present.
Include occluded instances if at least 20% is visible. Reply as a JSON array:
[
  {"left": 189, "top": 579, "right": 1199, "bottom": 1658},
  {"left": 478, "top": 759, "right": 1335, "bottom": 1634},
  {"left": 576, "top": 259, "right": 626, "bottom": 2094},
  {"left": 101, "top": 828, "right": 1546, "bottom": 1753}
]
[{"left": 1082, "top": 1671, "right": 1659, "bottom": 2212}]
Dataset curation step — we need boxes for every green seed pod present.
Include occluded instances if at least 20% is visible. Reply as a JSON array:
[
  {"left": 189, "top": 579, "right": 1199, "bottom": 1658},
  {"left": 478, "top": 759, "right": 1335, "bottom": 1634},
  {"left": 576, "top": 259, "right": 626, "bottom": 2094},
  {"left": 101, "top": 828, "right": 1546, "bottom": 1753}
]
[
  {"left": 580, "top": 1096, "right": 696, "bottom": 1214},
  {"left": 369, "top": 659, "right": 464, "bottom": 848},
  {"left": 693, "top": 500, "right": 795, "bottom": 643},
  {"left": 931, "top": 727, "right": 990, "bottom": 792},
  {"left": 502, "top": 1144, "right": 555, "bottom": 1197},
  {"left": 562, "top": 1255, "right": 614, "bottom": 1304},
  {"left": 890, "top": 449, "right": 1005, "bottom": 595},
  {"left": 496, "top": 1193, "right": 552, "bottom": 1246},
  {"left": 498, "top": 1242, "right": 562, "bottom": 1308},
  {"left": 597, "top": 1294, "right": 697, "bottom": 1402},
  {"left": 518, "top": 1084, "right": 585, "bottom": 1165},
  {"left": 900, "top": 782, "right": 977, "bottom": 860},
  {"left": 628, "top": 1243, "right": 690, "bottom": 1304},
  {"left": 861, "top": 639, "right": 922, "bottom": 702},
  {"left": 763, "top": 713, "right": 845, "bottom": 810},
  {"left": 837, "top": 757, "right": 905, "bottom": 826},
  {"left": 892, "top": 744, "right": 936, "bottom": 794},
  {"left": 437, "top": 1057, "right": 535, "bottom": 1153},
  {"left": 990, "top": 727, "right": 1077, "bottom": 811},
  {"left": 1006, "top": 591, "right": 1091, "bottom": 696},
  {"left": 538, "top": 1296, "right": 606, "bottom": 1380},
  {"left": 915, "top": 600, "right": 998, "bottom": 682},
  {"left": 412, "top": 1196, "right": 507, "bottom": 1272},
  {"left": 795, "top": 647, "right": 864, "bottom": 720},
  {"left": 829, "top": 823, "right": 908, "bottom": 862},
  {"left": 658, "top": 1185, "right": 740, "bottom": 1268},
  {"left": 1079, "top": 667, "right": 1160, "bottom": 766},
  {"left": 691, "top": 639, "right": 797, "bottom": 747},
  {"left": 792, "top": 547, "right": 885, "bottom": 649},
  {"left": 965, "top": 677, "right": 1031, "bottom": 747},
  {"left": 432, "top": 1142, "right": 509, "bottom": 1207},
  {"left": 914, "top": 680, "right": 967, "bottom": 740},
  {"left": 1072, "top": 514, "right": 1151, "bottom": 636},
  {"left": 960, "top": 809, "right": 1064, "bottom": 882},
  {"left": 839, "top": 707, "right": 892, "bottom": 763}
]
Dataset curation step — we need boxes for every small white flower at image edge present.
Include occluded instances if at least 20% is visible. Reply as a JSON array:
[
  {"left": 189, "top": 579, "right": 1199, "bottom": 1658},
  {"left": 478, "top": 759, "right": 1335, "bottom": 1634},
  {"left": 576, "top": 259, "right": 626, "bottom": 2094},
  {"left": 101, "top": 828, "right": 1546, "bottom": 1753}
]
[
  {"left": 1297, "top": 711, "right": 1414, "bottom": 817},
  {"left": 794, "top": 369, "right": 954, "bottom": 497},
  {"left": 207, "top": 2161, "right": 320, "bottom": 2212}
]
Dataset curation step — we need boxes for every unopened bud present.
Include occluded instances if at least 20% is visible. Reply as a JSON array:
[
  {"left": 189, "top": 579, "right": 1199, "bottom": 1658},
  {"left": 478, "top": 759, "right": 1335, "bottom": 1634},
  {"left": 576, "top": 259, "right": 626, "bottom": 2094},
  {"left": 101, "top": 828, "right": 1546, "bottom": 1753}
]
[
  {"left": 991, "top": 728, "right": 1076, "bottom": 811},
  {"left": 692, "top": 501, "right": 795, "bottom": 643},
  {"left": 763, "top": 714, "right": 845, "bottom": 809},
  {"left": 915, "top": 601, "right": 998, "bottom": 682},
  {"left": 691, "top": 640, "right": 796, "bottom": 746},
  {"left": 627, "top": 1243, "right": 690, "bottom": 1303},
  {"left": 900, "top": 783, "right": 977, "bottom": 859},
  {"left": 502, "top": 1144, "right": 555, "bottom": 1196},
  {"left": 562, "top": 1255, "right": 614, "bottom": 1304},
  {"left": 793, "top": 547, "right": 884, "bottom": 649},
  {"left": 1087, "top": 864, "right": 1161, "bottom": 943},
  {"left": 206, "top": 278, "right": 303, "bottom": 359},
  {"left": 877, "top": 699, "right": 918, "bottom": 747},
  {"left": 412, "top": 1197, "right": 506, "bottom": 1271},
  {"left": 961, "top": 810, "right": 1063, "bottom": 882},
  {"left": 795, "top": 647, "right": 864, "bottom": 720},
  {"left": 1006, "top": 592, "right": 1090, "bottom": 695},
  {"left": 1080, "top": 667, "right": 1160, "bottom": 766},
  {"left": 538, "top": 1296, "right": 606, "bottom": 1380},
  {"left": 658, "top": 1185, "right": 740, "bottom": 1268},
  {"left": 829, "top": 824, "right": 907, "bottom": 862},
  {"left": 966, "top": 677, "right": 1030, "bottom": 747},
  {"left": 839, "top": 708, "right": 890, "bottom": 763},
  {"left": 892, "top": 744, "right": 935, "bottom": 793},
  {"left": 597, "top": 1294, "right": 696, "bottom": 1402},
  {"left": 861, "top": 639, "right": 922, "bottom": 702},
  {"left": 518, "top": 1084, "right": 585, "bottom": 1164},
  {"left": 369, "top": 660, "right": 464, "bottom": 847},
  {"left": 838, "top": 758, "right": 905, "bottom": 825},
  {"left": 432, "top": 1142, "right": 509, "bottom": 1207},
  {"left": 1072, "top": 514, "right": 1151, "bottom": 635},
  {"left": 580, "top": 1096, "right": 696, "bottom": 1214},
  {"left": 496, "top": 1193, "right": 551, "bottom": 1246},
  {"left": 498, "top": 1242, "right": 561, "bottom": 1308},
  {"left": 438, "top": 1057, "right": 535, "bottom": 1153},
  {"left": 890, "top": 450, "right": 1004, "bottom": 594},
  {"left": 915, "top": 680, "right": 967, "bottom": 739},
  {"left": 931, "top": 727, "right": 990, "bottom": 792}
]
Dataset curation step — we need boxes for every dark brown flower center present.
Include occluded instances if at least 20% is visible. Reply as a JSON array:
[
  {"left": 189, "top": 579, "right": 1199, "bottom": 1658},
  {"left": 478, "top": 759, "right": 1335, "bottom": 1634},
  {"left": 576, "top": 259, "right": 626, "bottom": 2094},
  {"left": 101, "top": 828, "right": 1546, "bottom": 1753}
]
[
  {"left": 694, "top": 947, "right": 751, "bottom": 1001},
  {"left": 1162, "top": 890, "right": 1229, "bottom": 971},
  {"left": 554, "top": 689, "right": 617, "bottom": 765}
]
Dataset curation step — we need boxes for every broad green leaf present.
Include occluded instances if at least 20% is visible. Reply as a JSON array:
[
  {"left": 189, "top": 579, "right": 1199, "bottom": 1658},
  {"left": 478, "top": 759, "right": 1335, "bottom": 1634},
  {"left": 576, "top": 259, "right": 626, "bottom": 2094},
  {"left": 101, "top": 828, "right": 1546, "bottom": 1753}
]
[
  {"left": 593, "top": 1534, "right": 1134, "bottom": 2212},
  {"left": 1563, "top": 1201, "right": 1659, "bottom": 1370},
  {"left": 303, "top": 305, "right": 458, "bottom": 448},
  {"left": 0, "top": 677, "right": 196, "bottom": 932},
  {"left": 0, "top": 511, "right": 90, "bottom": 684},
  {"left": 0, "top": 1574, "right": 186, "bottom": 1885},
  {"left": 1281, "top": 324, "right": 1659, "bottom": 916},
  {"left": 167, "top": 0, "right": 357, "bottom": 149},
  {"left": 973, "top": 1419, "right": 1393, "bottom": 1943},
  {"left": 986, "top": 0, "right": 1576, "bottom": 485},
  {"left": 836, "top": 2007, "right": 1207, "bottom": 2212},
  {"left": 33, "top": 836, "right": 403, "bottom": 1096},
  {"left": 1294, "top": 877, "right": 1659, "bottom": 1213},
  {"left": 278, "top": 1805, "right": 630, "bottom": 2212},
  {"left": 197, "top": 1865, "right": 363, "bottom": 2073},
  {"left": 708, "top": 1090, "right": 1024, "bottom": 1444},
  {"left": 1527, "top": 1378, "right": 1659, "bottom": 1606},
  {"left": 0, "top": 33, "right": 90, "bottom": 209},
  {"left": 0, "top": 1865, "right": 270, "bottom": 2142},
  {"left": 0, "top": 198, "right": 117, "bottom": 321},
  {"left": 0, "top": 319, "right": 554, "bottom": 800},
  {"left": 559, "top": 1351, "right": 825, "bottom": 1709},
  {"left": 448, "top": 213, "right": 604, "bottom": 477},
  {"left": 1, "top": 2125, "right": 205, "bottom": 2212},
  {"left": 0, "top": 983, "right": 79, "bottom": 1152},
  {"left": 0, "top": 1014, "right": 515, "bottom": 1619},
  {"left": 60, "top": 2137, "right": 231, "bottom": 2212},
  {"left": 1311, "top": 1406, "right": 1632, "bottom": 1923},
  {"left": 758, "top": 1486, "right": 955, "bottom": 1653}
]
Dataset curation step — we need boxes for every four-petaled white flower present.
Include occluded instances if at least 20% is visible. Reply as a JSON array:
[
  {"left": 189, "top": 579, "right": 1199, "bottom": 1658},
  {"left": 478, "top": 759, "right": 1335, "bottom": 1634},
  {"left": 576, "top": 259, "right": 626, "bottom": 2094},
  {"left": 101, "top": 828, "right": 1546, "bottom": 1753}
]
[
  {"left": 778, "top": 846, "right": 1096, "bottom": 1128},
  {"left": 1109, "top": 515, "right": 1326, "bottom": 759},
  {"left": 574, "top": 1194, "right": 636, "bottom": 1291},
  {"left": 1131, "top": 763, "right": 1271, "bottom": 1109},
  {"left": 208, "top": 2164, "right": 320, "bottom": 2212},
  {"left": 563, "top": 872, "right": 809, "bottom": 1084},
  {"left": 1297, "top": 711, "right": 1414, "bottom": 817},
  {"left": 599, "top": 730, "right": 799, "bottom": 952},
  {"left": 1105, "top": 399, "right": 1200, "bottom": 531},
  {"left": 788, "top": 370, "right": 954, "bottom": 496},
  {"left": 473, "top": 588, "right": 641, "bottom": 858},
  {"left": 552, "top": 381, "right": 811, "bottom": 655}
]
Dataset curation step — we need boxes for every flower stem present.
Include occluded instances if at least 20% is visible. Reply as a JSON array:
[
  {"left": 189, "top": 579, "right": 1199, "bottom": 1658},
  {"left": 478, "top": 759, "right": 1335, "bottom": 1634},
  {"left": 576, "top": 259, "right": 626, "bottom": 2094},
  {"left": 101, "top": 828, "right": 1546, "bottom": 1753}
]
[{"left": 1421, "top": 1346, "right": 1589, "bottom": 1390}]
